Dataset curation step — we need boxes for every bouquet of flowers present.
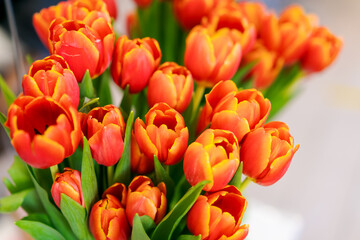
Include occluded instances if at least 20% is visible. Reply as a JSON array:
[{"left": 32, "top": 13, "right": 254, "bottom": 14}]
[{"left": 0, "top": 0, "right": 341, "bottom": 239}]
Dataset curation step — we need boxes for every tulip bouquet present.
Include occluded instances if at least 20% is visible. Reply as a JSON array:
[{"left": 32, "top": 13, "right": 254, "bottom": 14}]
[{"left": 0, "top": 0, "right": 341, "bottom": 239}]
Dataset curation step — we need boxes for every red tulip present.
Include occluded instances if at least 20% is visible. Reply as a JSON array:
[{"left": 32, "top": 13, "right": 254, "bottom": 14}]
[
  {"left": 147, "top": 62, "right": 193, "bottom": 113},
  {"left": 89, "top": 195, "right": 130, "bottom": 240},
  {"left": 134, "top": 103, "right": 188, "bottom": 165},
  {"left": 111, "top": 35, "right": 162, "bottom": 93},
  {"left": 81, "top": 105, "right": 125, "bottom": 166},
  {"left": 187, "top": 186, "right": 249, "bottom": 240},
  {"left": 102, "top": 183, "right": 127, "bottom": 207},
  {"left": 131, "top": 133, "right": 154, "bottom": 174},
  {"left": 183, "top": 129, "right": 239, "bottom": 192},
  {"left": 22, "top": 54, "right": 79, "bottom": 108},
  {"left": 51, "top": 168, "right": 84, "bottom": 208},
  {"left": 126, "top": 176, "right": 167, "bottom": 225},
  {"left": 134, "top": 0, "right": 153, "bottom": 8},
  {"left": 241, "top": 121, "right": 300, "bottom": 186},
  {"left": 5, "top": 96, "right": 82, "bottom": 169}
]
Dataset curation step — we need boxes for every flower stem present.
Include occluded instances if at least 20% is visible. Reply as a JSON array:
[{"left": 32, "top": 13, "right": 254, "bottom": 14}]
[
  {"left": 107, "top": 166, "right": 114, "bottom": 186},
  {"left": 192, "top": 85, "right": 205, "bottom": 118},
  {"left": 239, "top": 177, "right": 252, "bottom": 192},
  {"left": 50, "top": 165, "right": 59, "bottom": 181}
]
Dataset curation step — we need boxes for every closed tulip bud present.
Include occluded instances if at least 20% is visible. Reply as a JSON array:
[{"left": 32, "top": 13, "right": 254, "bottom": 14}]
[
  {"left": 183, "top": 129, "right": 240, "bottom": 192},
  {"left": 134, "top": 103, "right": 188, "bottom": 165},
  {"left": 82, "top": 105, "right": 125, "bottom": 166},
  {"left": 184, "top": 24, "right": 242, "bottom": 87},
  {"left": 131, "top": 133, "right": 154, "bottom": 174},
  {"left": 126, "top": 176, "right": 167, "bottom": 225},
  {"left": 147, "top": 62, "right": 193, "bottom": 113},
  {"left": 22, "top": 55, "right": 79, "bottom": 108},
  {"left": 301, "top": 27, "right": 342, "bottom": 72},
  {"left": 5, "top": 96, "right": 82, "bottom": 169},
  {"left": 238, "top": 1, "right": 268, "bottom": 32},
  {"left": 241, "top": 121, "right": 300, "bottom": 186},
  {"left": 187, "top": 186, "right": 249, "bottom": 240},
  {"left": 89, "top": 195, "right": 130, "bottom": 240},
  {"left": 51, "top": 168, "right": 84, "bottom": 208},
  {"left": 102, "top": 183, "right": 127, "bottom": 207},
  {"left": 111, "top": 36, "right": 162, "bottom": 93},
  {"left": 197, "top": 80, "right": 271, "bottom": 142}
]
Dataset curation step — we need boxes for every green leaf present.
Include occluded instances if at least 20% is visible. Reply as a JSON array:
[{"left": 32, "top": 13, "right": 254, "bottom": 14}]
[
  {"left": 22, "top": 213, "right": 52, "bottom": 226},
  {"left": 177, "top": 235, "right": 201, "bottom": 240},
  {"left": 26, "top": 54, "right": 34, "bottom": 65},
  {"left": 27, "top": 166, "right": 77, "bottom": 240},
  {"left": 151, "top": 180, "right": 209, "bottom": 240},
  {"left": 97, "top": 69, "right": 112, "bottom": 106},
  {"left": 229, "top": 161, "right": 243, "bottom": 189},
  {"left": 79, "top": 97, "right": 100, "bottom": 113},
  {"left": 139, "top": 215, "right": 156, "bottom": 234},
  {"left": 22, "top": 189, "right": 46, "bottom": 214},
  {"left": 154, "top": 156, "right": 174, "bottom": 198},
  {"left": 79, "top": 70, "right": 95, "bottom": 98},
  {"left": 0, "top": 189, "right": 32, "bottom": 213},
  {"left": 60, "top": 194, "right": 93, "bottom": 240},
  {"left": 131, "top": 214, "right": 151, "bottom": 240},
  {"left": 0, "top": 111, "right": 10, "bottom": 139},
  {"left": 113, "top": 111, "right": 134, "bottom": 184},
  {"left": 232, "top": 61, "right": 257, "bottom": 88},
  {"left": 81, "top": 137, "right": 98, "bottom": 213},
  {"left": 3, "top": 155, "right": 33, "bottom": 194},
  {"left": 16, "top": 220, "right": 66, "bottom": 240},
  {"left": 0, "top": 74, "right": 16, "bottom": 107},
  {"left": 120, "top": 85, "right": 131, "bottom": 116}
]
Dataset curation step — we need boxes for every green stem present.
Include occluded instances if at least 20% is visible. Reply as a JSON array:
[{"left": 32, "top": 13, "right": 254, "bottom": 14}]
[
  {"left": 239, "top": 177, "right": 252, "bottom": 192},
  {"left": 50, "top": 165, "right": 59, "bottom": 181},
  {"left": 107, "top": 166, "right": 114, "bottom": 186},
  {"left": 192, "top": 85, "right": 205, "bottom": 118}
]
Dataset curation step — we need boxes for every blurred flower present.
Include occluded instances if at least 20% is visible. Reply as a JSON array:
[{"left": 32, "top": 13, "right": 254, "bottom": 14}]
[
  {"left": 183, "top": 129, "right": 239, "bottom": 192},
  {"left": 126, "top": 176, "right": 167, "bottom": 225},
  {"left": 238, "top": 1, "right": 268, "bottom": 33},
  {"left": 51, "top": 168, "right": 84, "bottom": 208},
  {"left": 68, "top": 0, "right": 118, "bottom": 19},
  {"left": 126, "top": 11, "right": 140, "bottom": 37},
  {"left": 22, "top": 55, "right": 79, "bottom": 108},
  {"left": 131, "top": 133, "right": 154, "bottom": 174},
  {"left": 301, "top": 26, "right": 343, "bottom": 72},
  {"left": 134, "top": 0, "right": 153, "bottom": 8},
  {"left": 197, "top": 80, "right": 271, "bottom": 142},
  {"left": 241, "top": 121, "right": 300, "bottom": 186},
  {"left": 134, "top": 103, "right": 188, "bottom": 165},
  {"left": 102, "top": 183, "right": 127, "bottom": 207},
  {"left": 187, "top": 185, "right": 249, "bottom": 240},
  {"left": 147, "top": 62, "right": 193, "bottom": 113},
  {"left": 81, "top": 105, "right": 125, "bottom": 166},
  {"left": 89, "top": 195, "right": 130, "bottom": 240},
  {"left": 184, "top": 25, "right": 242, "bottom": 87},
  {"left": 5, "top": 96, "right": 81, "bottom": 169},
  {"left": 111, "top": 36, "right": 162, "bottom": 93}
]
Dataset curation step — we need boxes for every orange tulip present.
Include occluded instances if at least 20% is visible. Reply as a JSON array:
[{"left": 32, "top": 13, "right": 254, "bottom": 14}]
[
  {"left": 68, "top": 0, "right": 118, "bottom": 19},
  {"left": 126, "top": 176, "right": 167, "bottom": 226},
  {"left": 51, "top": 168, "right": 84, "bottom": 208},
  {"left": 134, "top": 103, "right": 188, "bottom": 165},
  {"left": 184, "top": 25, "right": 242, "bottom": 87},
  {"left": 111, "top": 36, "right": 162, "bottom": 93},
  {"left": 89, "top": 195, "right": 130, "bottom": 240},
  {"left": 81, "top": 105, "right": 125, "bottom": 166},
  {"left": 147, "top": 62, "right": 193, "bottom": 113},
  {"left": 22, "top": 54, "right": 79, "bottom": 108},
  {"left": 238, "top": 1, "right": 268, "bottom": 33},
  {"left": 187, "top": 186, "right": 249, "bottom": 240},
  {"left": 5, "top": 96, "right": 82, "bottom": 169},
  {"left": 197, "top": 80, "right": 271, "bottom": 142},
  {"left": 183, "top": 129, "right": 239, "bottom": 192},
  {"left": 301, "top": 26, "right": 343, "bottom": 72},
  {"left": 131, "top": 133, "right": 154, "bottom": 174},
  {"left": 241, "top": 121, "right": 299, "bottom": 186},
  {"left": 102, "top": 183, "right": 127, "bottom": 207}
]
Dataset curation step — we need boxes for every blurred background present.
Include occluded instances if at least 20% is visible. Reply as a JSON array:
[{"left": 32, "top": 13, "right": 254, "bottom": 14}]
[{"left": 0, "top": 0, "right": 359, "bottom": 239}]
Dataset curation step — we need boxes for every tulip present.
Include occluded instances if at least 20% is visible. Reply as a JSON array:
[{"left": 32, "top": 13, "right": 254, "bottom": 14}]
[
  {"left": 183, "top": 129, "right": 239, "bottom": 192},
  {"left": 5, "top": 96, "right": 82, "bottom": 169},
  {"left": 147, "top": 62, "right": 193, "bottom": 113},
  {"left": 51, "top": 168, "right": 84, "bottom": 208},
  {"left": 22, "top": 54, "right": 79, "bottom": 108},
  {"left": 241, "top": 121, "right": 300, "bottom": 186},
  {"left": 242, "top": 41, "right": 284, "bottom": 89},
  {"left": 68, "top": 0, "right": 118, "bottom": 19},
  {"left": 134, "top": 103, "right": 188, "bottom": 165},
  {"left": 184, "top": 25, "right": 242, "bottom": 87},
  {"left": 111, "top": 36, "right": 162, "bottom": 93},
  {"left": 238, "top": 1, "right": 268, "bottom": 32},
  {"left": 301, "top": 26, "right": 343, "bottom": 72},
  {"left": 187, "top": 186, "right": 249, "bottom": 240},
  {"left": 197, "top": 80, "right": 271, "bottom": 142},
  {"left": 126, "top": 176, "right": 167, "bottom": 225},
  {"left": 89, "top": 195, "right": 130, "bottom": 240},
  {"left": 131, "top": 133, "right": 154, "bottom": 174},
  {"left": 134, "top": 0, "right": 152, "bottom": 8},
  {"left": 102, "top": 183, "right": 127, "bottom": 207},
  {"left": 81, "top": 105, "right": 125, "bottom": 166}
]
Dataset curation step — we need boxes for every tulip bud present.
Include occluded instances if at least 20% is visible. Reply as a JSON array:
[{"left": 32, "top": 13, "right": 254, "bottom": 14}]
[
  {"left": 5, "top": 96, "right": 82, "bottom": 169},
  {"left": 147, "top": 62, "right": 193, "bottom": 113},
  {"left": 89, "top": 195, "right": 130, "bottom": 240},
  {"left": 51, "top": 168, "right": 84, "bottom": 208},
  {"left": 131, "top": 133, "right": 154, "bottom": 174},
  {"left": 111, "top": 36, "right": 162, "bottom": 93},
  {"left": 134, "top": 103, "right": 188, "bottom": 165},
  {"left": 102, "top": 183, "right": 127, "bottom": 207},
  {"left": 82, "top": 105, "right": 125, "bottom": 166},
  {"left": 22, "top": 54, "right": 79, "bottom": 108},
  {"left": 69, "top": 0, "right": 118, "bottom": 19},
  {"left": 241, "top": 121, "right": 300, "bottom": 186},
  {"left": 126, "top": 176, "right": 167, "bottom": 225},
  {"left": 187, "top": 186, "right": 249, "bottom": 240},
  {"left": 183, "top": 129, "right": 240, "bottom": 192}
]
